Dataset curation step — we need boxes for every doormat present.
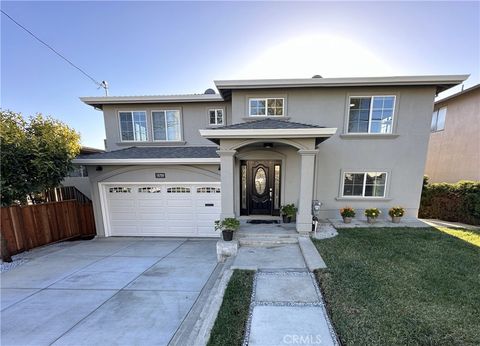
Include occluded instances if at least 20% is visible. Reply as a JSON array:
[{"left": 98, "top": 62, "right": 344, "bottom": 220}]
[{"left": 246, "top": 220, "right": 279, "bottom": 224}]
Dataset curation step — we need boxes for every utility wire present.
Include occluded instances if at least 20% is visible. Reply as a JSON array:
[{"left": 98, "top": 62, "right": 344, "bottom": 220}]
[{"left": 1, "top": 9, "right": 106, "bottom": 91}]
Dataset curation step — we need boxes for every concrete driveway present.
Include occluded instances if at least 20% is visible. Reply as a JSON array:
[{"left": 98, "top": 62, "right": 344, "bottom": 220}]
[{"left": 1, "top": 237, "right": 218, "bottom": 346}]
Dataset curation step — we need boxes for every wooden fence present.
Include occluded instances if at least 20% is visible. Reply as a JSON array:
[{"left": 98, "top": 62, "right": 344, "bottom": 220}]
[{"left": 1, "top": 200, "right": 96, "bottom": 255}]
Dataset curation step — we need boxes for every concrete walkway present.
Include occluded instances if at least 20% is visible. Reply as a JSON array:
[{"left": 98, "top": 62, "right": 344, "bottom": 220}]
[
  {"left": 232, "top": 242, "right": 338, "bottom": 346},
  {"left": 246, "top": 270, "right": 338, "bottom": 346}
]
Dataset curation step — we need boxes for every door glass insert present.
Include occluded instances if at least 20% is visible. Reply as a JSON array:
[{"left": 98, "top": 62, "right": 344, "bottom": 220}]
[
  {"left": 241, "top": 165, "right": 247, "bottom": 209},
  {"left": 274, "top": 165, "right": 280, "bottom": 209},
  {"left": 254, "top": 168, "right": 267, "bottom": 194}
]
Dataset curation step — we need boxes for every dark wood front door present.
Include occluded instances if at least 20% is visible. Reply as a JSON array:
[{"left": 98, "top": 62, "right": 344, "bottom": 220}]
[{"left": 240, "top": 160, "right": 281, "bottom": 216}]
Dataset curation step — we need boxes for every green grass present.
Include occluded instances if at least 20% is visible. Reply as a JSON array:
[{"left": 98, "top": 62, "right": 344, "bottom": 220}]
[
  {"left": 207, "top": 269, "right": 255, "bottom": 346},
  {"left": 313, "top": 227, "right": 480, "bottom": 346}
]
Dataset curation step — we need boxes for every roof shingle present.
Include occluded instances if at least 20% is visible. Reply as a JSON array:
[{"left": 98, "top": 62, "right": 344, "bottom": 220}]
[
  {"left": 76, "top": 146, "right": 219, "bottom": 160},
  {"left": 211, "top": 118, "right": 324, "bottom": 130}
]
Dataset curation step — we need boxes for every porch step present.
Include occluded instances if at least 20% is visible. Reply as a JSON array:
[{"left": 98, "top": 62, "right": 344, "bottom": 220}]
[{"left": 238, "top": 236, "right": 299, "bottom": 247}]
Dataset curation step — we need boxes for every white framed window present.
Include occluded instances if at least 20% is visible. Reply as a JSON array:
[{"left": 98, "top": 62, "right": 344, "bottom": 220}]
[
  {"left": 152, "top": 110, "right": 181, "bottom": 141},
  {"left": 431, "top": 107, "right": 447, "bottom": 132},
  {"left": 249, "top": 98, "right": 284, "bottom": 116},
  {"left": 109, "top": 187, "right": 132, "bottom": 193},
  {"left": 138, "top": 187, "right": 162, "bottom": 193},
  {"left": 347, "top": 96, "right": 395, "bottom": 134},
  {"left": 342, "top": 172, "right": 387, "bottom": 198},
  {"left": 197, "top": 187, "right": 221, "bottom": 193},
  {"left": 209, "top": 109, "right": 224, "bottom": 125},
  {"left": 119, "top": 111, "right": 148, "bottom": 141},
  {"left": 167, "top": 187, "right": 190, "bottom": 193}
]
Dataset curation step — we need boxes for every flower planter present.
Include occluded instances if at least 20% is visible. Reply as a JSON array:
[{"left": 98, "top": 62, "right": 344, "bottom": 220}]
[
  {"left": 391, "top": 216, "right": 402, "bottom": 223},
  {"left": 367, "top": 216, "right": 377, "bottom": 224},
  {"left": 343, "top": 217, "right": 352, "bottom": 224},
  {"left": 282, "top": 215, "right": 292, "bottom": 223},
  {"left": 222, "top": 230, "right": 234, "bottom": 241}
]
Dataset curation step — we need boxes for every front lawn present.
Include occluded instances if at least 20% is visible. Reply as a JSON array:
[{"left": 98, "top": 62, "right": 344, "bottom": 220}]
[{"left": 313, "top": 227, "right": 480, "bottom": 345}]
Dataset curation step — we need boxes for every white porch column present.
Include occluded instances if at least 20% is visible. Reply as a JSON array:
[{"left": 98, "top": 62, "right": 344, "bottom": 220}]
[
  {"left": 296, "top": 149, "right": 318, "bottom": 234},
  {"left": 217, "top": 149, "right": 237, "bottom": 219}
]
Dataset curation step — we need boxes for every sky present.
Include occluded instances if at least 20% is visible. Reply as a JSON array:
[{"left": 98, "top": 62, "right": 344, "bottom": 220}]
[{"left": 2, "top": 1, "right": 479, "bottom": 149}]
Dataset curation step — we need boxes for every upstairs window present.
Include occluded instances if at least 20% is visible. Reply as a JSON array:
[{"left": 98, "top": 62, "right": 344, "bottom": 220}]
[
  {"left": 249, "top": 98, "right": 284, "bottom": 116},
  {"left": 348, "top": 96, "right": 395, "bottom": 134},
  {"left": 209, "top": 109, "right": 224, "bottom": 125},
  {"left": 431, "top": 107, "right": 447, "bottom": 132},
  {"left": 119, "top": 111, "right": 147, "bottom": 141},
  {"left": 342, "top": 172, "right": 387, "bottom": 198},
  {"left": 152, "top": 110, "right": 181, "bottom": 141}
]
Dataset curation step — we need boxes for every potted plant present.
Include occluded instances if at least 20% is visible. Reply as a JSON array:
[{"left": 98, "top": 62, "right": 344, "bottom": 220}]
[
  {"left": 214, "top": 218, "right": 240, "bottom": 241},
  {"left": 280, "top": 204, "right": 297, "bottom": 223},
  {"left": 388, "top": 206, "right": 405, "bottom": 223},
  {"left": 340, "top": 207, "right": 355, "bottom": 223},
  {"left": 364, "top": 208, "right": 381, "bottom": 223}
]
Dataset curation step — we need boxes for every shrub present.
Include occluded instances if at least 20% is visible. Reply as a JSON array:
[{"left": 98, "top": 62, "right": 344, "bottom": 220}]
[
  {"left": 280, "top": 203, "right": 298, "bottom": 217},
  {"left": 419, "top": 177, "right": 480, "bottom": 225},
  {"left": 365, "top": 208, "right": 381, "bottom": 218},
  {"left": 389, "top": 206, "right": 405, "bottom": 217},
  {"left": 214, "top": 218, "right": 240, "bottom": 232},
  {"left": 340, "top": 207, "right": 355, "bottom": 218}
]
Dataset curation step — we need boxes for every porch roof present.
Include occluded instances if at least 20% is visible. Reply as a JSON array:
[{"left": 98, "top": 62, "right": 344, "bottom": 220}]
[{"left": 199, "top": 119, "right": 337, "bottom": 146}]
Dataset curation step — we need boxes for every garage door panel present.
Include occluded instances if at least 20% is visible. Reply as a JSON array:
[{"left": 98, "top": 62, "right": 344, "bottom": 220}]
[{"left": 104, "top": 183, "right": 220, "bottom": 237}]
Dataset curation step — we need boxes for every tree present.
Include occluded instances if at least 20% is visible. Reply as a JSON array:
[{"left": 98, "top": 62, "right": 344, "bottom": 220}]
[{"left": 0, "top": 110, "right": 81, "bottom": 206}]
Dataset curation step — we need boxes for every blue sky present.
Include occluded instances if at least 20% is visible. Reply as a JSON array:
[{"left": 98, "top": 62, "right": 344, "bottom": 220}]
[{"left": 2, "top": 1, "right": 479, "bottom": 149}]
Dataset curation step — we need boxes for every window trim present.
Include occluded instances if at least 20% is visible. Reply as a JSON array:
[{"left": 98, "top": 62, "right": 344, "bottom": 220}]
[
  {"left": 248, "top": 97, "right": 285, "bottom": 117},
  {"left": 431, "top": 106, "right": 447, "bottom": 132},
  {"left": 118, "top": 110, "right": 148, "bottom": 142},
  {"left": 151, "top": 109, "right": 183, "bottom": 142},
  {"left": 208, "top": 108, "right": 225, "bottom": 126},
  {"left": 346, "top": 95, "right": 397, "bottom": 134},
  {"left": 340, "top": 171, "right": 388, "bottom": 198}
]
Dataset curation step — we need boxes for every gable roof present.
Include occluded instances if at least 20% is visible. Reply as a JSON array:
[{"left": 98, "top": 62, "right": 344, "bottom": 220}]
[
  {"left": 74, "top": 146, "right": 220, "bottom": 165},
  {"left": 211, "top": 118, "right": 324, "bottom": 130}
]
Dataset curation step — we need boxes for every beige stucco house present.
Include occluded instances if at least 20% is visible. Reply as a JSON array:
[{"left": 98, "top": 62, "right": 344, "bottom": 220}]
[
  {"left": 76, "top": 75, "right": 467, "bottom": 237},
  {"left": 425, "top": 84, "right": 480, "bottom": 183}
]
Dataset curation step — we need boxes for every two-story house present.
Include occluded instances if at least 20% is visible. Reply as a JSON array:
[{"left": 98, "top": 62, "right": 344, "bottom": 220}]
[{"left": 76, "top": 75, "right": 467, "bottom": 237}]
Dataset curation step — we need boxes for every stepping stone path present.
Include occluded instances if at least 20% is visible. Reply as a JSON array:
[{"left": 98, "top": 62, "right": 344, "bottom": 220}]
[{"left": 244, "top": 270, "right": 339, "bottom": 346}]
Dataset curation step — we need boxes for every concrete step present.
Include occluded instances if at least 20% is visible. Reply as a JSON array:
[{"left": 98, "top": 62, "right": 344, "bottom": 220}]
[{"left": 238, "top": 237, "right": 299, "bottom": 247}]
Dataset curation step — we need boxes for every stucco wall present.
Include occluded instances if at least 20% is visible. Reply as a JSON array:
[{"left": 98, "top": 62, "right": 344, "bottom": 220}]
[
  {"left": 61, "top": 177, "right": 92, "bottom": 199},
  {"left": 424, "top": 88, "right": 480, "bottom": 183},
  {"left": 229, "top": 86, "right": 437, "bottom": 219},
  {"left": 102, "top": 101, "right": 231, "bottom": 151},
  {"left": 87, "top": 164, "right": 220, "bottom": 236}
]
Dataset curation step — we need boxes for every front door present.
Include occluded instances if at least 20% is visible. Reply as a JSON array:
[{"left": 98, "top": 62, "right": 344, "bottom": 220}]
[{"left": 240, "top": 160, "right": 281, "bottom": 216}]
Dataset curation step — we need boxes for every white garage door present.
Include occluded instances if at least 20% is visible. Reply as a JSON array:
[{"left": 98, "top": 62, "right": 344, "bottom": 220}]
[{"left": 101, "top": 183, "right": 221, "bottom": 237}]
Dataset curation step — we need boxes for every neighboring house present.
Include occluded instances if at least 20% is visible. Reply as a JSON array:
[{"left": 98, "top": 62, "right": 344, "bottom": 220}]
[
  {"left": 75, "top": 75, "right": 467, "bottom": 237},
  {"left": 424, "top": 84, "right": 480, "bottom": 183},
  {"left": 62, "top": 146, "right": 104, "bottom": 198}
]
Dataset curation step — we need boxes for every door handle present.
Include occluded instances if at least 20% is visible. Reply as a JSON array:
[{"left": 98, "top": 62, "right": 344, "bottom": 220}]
[{"left": 269, "top": 188, "right": 273, "bottom": 201}]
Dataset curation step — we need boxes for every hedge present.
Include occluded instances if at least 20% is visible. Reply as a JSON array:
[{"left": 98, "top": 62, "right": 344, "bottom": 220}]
[{"left": 419, "top": 177, "right": 480, "bottom": 225}]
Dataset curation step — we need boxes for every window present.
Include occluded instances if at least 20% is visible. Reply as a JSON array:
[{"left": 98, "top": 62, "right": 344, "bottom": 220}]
[
  {"left": 119, "top": 111, "right": 147, "bottom": 141},
  {"left": 209, "top": 109, "right": 224, "bottom": 125},
  {"left": 431, "top": 107, "right": 447, "bottom": 132},
  {"left": 152, "top": 110, "right": 181, "bottom": 141},
  {"left": 67, "top": 165, "right": 88, "bottom": 177},
  {"left": 249, "top": 98, "right": 284, "bottom": 116},
  {"left": 167, "top": 187, "right": 190, "bottom": 193},
  {"left": 197, "top": 187, "right": 221, "bottom": 193},
  {"left": 348, "top": 96, "right": 395, "bottom": 134},
  {"left": 342, "top": 172, "right": 387, "bottom": 198},
  {"left": 109, "top": 187, "right": 132, "bottom": 193},
  {"left": 138, "top": 187, "right": 161, "bottom": 193}
]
